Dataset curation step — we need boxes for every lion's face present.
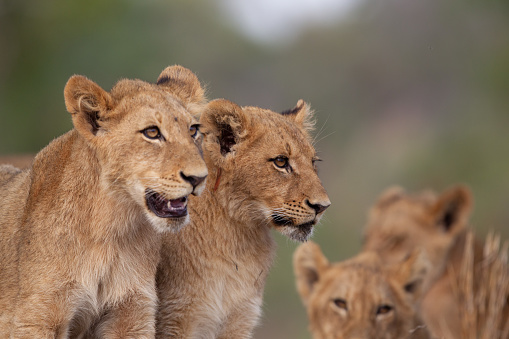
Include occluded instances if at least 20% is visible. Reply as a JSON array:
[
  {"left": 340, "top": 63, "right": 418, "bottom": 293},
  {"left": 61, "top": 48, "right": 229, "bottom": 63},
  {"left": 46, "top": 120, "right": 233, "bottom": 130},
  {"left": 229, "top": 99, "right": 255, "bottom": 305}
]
[
  {"left": 200, "top": 99, "right": 330, "bottom": 241},
  {"left": 362, "top": 186, "right": 472, "bottom": 289},
  {"left": 64, "top": 65, "right": 208, "bottom": 232},
  {"left": 294, "top": 242, "right": 430, "bottom": 339}
]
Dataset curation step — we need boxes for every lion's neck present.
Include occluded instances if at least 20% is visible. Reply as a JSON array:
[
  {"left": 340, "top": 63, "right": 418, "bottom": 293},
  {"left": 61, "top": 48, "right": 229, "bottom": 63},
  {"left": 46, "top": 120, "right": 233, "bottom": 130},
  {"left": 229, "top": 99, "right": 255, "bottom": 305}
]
[
  {"left": 189, "top": 186, "right": 276, "bottom": 261},
  {"left": 26, "top": 130, "right": 147, "bottom": 242}
]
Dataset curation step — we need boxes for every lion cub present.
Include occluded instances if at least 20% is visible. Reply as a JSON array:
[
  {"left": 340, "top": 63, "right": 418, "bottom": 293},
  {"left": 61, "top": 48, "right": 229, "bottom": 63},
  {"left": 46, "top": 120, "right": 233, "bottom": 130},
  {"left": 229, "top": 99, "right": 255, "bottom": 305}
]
[
  {"left": 362, "top": 185, "right": 508, "bottom": 338},
  {"left": 156, "top": 99, "right": 330, "bottom": 338},
  {"left": 0, "top": 65, "right": 208, "bottom": 338},
  {"left": 294, "top": 241, "right": 431, "bottom": 339}
]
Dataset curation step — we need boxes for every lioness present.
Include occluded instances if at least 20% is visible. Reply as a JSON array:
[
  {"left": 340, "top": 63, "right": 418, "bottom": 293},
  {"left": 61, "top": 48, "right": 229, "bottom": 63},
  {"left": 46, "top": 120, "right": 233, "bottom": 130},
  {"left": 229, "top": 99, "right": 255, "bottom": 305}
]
[
  {"left": 0, "top": 65, "right": 208, "bottom": 338},
  {"left": 294, "top": 241, "right": 431, "bottom": 339},
  {"left": 155, "top": 99, "right": 330, "bottom": 338},
  {"left": 362, "top": 185, "right": 496, "bottom": 338}
]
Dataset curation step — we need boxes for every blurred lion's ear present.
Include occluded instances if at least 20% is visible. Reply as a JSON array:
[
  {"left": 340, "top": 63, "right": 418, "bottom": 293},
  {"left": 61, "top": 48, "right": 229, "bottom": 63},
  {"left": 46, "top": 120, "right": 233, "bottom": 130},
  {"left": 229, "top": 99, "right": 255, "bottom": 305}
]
[
  {"left": 281, "top": 99, "right": 315, "bottom": 132},
  {"left": 293, "top": 241, "right": 329, "bottom": 306},
  {"left": 64, "top": 75, "right": 115, "bottom": 140},
  {"left": 432, "top": 185, "right": 473, "bottom": 235},
  {"left": 390, "top": 249, "right": 430, "bottom": 301}
]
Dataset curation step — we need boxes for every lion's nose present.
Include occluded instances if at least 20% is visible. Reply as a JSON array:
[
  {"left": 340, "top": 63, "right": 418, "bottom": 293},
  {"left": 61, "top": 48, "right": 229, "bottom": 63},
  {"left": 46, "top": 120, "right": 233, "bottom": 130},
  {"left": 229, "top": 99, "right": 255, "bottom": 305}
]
[
  {"left": 306, "top": 199, "right": 331, "bottom": 215},
  {"left": 180, "top": 172, "right": 207, "bottom": 189}
]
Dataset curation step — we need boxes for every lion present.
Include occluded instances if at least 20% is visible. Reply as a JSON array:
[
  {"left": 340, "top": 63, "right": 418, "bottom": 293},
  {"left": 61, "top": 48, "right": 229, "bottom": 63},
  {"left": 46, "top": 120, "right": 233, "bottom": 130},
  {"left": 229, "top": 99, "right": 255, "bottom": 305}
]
[
  {"left": 155, "top": 99, "right": 331, "bottom": 338},
  {"left": 293, "top": 241, "right": 431, "bottom": 339},
  {"left": 0, "top": 65, "right": 208, "bottom": 338},
  {"left": 362, "top": 185, "right": 508, "bottom": 338}
]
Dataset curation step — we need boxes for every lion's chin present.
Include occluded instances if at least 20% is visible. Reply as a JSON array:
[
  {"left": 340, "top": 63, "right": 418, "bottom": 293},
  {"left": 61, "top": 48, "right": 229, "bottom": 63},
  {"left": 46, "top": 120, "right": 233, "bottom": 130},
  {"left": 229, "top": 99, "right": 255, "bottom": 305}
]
[
  {"left": 273, "top": 219, "right": 315, "bottom": 242},
  {"left": 145, "top": 212, "right": 190, "bottom": 234}
]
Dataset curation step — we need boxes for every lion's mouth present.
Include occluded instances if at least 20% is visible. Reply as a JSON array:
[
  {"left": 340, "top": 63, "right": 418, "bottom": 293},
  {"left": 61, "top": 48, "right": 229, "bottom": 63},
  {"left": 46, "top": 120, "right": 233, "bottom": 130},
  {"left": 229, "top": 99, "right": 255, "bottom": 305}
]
[
  {"left": 145, "top": 190, "right": 188, "bottom": 218},
  {"left": 271, "top": 215, "right": 315, "bottom": 229},
  {"left": 272, "top": 214, "right": 316, "bottom": 241}
]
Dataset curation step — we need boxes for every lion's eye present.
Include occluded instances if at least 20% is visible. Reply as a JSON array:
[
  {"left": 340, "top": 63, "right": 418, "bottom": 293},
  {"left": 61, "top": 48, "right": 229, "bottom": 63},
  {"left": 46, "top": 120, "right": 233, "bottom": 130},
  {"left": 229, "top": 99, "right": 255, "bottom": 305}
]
[
  {"left": 273, "top": 156, "right": 289, "bottom": 169},
  {"left": 142, "top": 126, "right": 162, "bottom": 140},
  {"left": 376, "top": 305, "right": 393, "bottom": 315},
  {"left": 189, "top": 124, "right": 200, "bottom": 138},
  {"left": 332, "top": 298, "right": 348, "bottom": 311}
]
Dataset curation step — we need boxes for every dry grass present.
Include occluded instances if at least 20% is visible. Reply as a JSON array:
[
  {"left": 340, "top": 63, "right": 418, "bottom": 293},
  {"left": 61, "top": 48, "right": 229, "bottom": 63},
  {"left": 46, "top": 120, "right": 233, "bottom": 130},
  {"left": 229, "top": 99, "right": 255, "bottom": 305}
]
[{"left": 453, "top": 231, "right": 509, "bottom": 339}]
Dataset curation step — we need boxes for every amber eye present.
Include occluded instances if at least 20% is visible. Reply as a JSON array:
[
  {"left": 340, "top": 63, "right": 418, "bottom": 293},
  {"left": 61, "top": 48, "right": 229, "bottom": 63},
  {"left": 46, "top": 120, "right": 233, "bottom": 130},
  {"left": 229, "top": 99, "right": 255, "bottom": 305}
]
[
  {"left": 273, "top": 156, "right": 289, "bottom": 169},
  {"left": 189, "top": 124, "right": 200, "bottom": 138},
  {"left": 332, "top": 298, "right": 348, "bottom": 311},
  {"left": 142, "top": 126, "right": 161, "bottom": 140},
  {"left": 376, "top": 305, "right": 393, "bottom": 315}
]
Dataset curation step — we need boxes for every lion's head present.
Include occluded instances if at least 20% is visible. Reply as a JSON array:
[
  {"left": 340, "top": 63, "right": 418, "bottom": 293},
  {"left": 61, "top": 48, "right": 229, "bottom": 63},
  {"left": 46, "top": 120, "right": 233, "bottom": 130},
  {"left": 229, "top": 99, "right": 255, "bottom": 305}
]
[
  {"left": 199, "top": 99, "right": 330, "bottom": 241},
  {"left": 294, "top": 242, "right": 431, "bottom": 339},
  {"left": 63, "top": 65, "right": 208, "bottom": 232},
  {"left": 362, "top": 185, "right": 472, "bottom": 290}
]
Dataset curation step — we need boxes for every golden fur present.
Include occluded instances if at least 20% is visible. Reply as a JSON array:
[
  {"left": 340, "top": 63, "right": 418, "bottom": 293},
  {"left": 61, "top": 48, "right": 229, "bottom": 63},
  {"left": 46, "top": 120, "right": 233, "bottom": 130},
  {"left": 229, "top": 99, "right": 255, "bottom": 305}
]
[
  {"left": 361, "top": 185, "right": 508, "bottom": 338},
  {"left": 294, "top": 241, "right": 431, "bottom": 339},
  {"left": 155, "top": 99, "right": 330, "bottom": 338},
  {"left": 0, "top": 65, "right": 208, "bottom": 338}
]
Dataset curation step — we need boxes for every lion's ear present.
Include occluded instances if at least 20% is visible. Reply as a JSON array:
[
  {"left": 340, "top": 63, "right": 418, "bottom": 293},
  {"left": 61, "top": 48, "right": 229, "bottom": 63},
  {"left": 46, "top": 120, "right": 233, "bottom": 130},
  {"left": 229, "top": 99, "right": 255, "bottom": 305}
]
[
  {"left": 281, "top": 99, "right": 315, "bottom": 132},
  {"left": 375, "top": 186, "right": 405, "bottom": 209},
  {"left": 156, "top": 65, "right": 206, "bottom": 111},
  {"left": 200, "top": 99, "right": 250, "bottom": 164},
  {"left": 390, "top": 249, "right": 430, "bottom": 302},
  {"left": 432, "top": 185, "right": 472, "bottom": 235},
  {"left": 293, "top": 241, "right": 329, "bottom": 306},
  {"left": 64, "top": 75, "right": 114, "bottom": 140}
]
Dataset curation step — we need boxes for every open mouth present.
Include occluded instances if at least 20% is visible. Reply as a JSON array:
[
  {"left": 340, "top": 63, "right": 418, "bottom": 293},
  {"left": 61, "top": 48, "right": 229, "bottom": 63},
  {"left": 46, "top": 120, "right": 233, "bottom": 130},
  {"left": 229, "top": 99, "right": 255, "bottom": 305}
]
[{"left": 145, "top": 190, "right": 188, "bottom": 218}]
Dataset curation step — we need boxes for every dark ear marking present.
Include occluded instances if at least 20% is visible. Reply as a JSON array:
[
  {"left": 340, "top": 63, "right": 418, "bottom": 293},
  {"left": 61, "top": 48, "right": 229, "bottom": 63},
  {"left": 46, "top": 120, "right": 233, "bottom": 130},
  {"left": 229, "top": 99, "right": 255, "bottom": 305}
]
[
  {"left": 441, "top": 202, "right": 459, "bottom": 231},
  {"left": 219, "top": 123, "right": 236, "bottom": 155},
  {"left": 156, "top": 76, "right": 186, "bottom": 87},
  {"left": 86, "top": 111, "right": 100, "bottom": 135},
  {"left": 281, "top": 100, "right": 305, "bottom": 116}
]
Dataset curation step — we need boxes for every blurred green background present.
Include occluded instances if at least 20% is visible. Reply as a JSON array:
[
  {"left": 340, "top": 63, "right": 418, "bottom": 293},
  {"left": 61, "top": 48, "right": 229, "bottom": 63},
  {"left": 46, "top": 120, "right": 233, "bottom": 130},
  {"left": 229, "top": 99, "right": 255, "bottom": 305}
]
[{"left": 1, "top": 0, "right": 508, "bottom": 337}]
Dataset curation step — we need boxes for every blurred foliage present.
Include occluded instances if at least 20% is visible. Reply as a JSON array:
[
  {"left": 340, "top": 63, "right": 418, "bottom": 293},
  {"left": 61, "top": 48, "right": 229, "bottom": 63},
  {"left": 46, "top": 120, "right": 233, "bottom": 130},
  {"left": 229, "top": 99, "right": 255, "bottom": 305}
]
[{"left": 1, "top": 0, "right": 508, "bottom": 337}]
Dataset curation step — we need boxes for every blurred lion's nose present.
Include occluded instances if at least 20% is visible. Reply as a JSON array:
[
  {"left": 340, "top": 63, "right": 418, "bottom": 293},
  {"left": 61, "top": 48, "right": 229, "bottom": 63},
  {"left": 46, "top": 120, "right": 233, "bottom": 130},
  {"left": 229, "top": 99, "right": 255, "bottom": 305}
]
[
  {"left": 180, "top": 172, "right": 207, "bottom": 189},
  {"left": 306, "top": 199, "right": 331, "bottom": 215}
]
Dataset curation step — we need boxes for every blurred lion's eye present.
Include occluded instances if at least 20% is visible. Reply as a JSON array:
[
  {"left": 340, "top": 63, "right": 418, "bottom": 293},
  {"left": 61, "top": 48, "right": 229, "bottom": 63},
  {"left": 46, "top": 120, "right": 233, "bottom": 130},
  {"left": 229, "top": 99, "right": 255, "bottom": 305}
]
[
  {"left": 142, "top": 126, "right": 161, "bottom": 140},
  {"left": 189, "top": 124, "right": 200, "bottom": 138},
  {"left": 332, "top": 298, "right": 348, "bottom": 310},
  {"left": 376, "top": 305, "right": 393, "bottom": 315},
  {"left": 273, "top": 156, "right": 288, "bottom": 169}
]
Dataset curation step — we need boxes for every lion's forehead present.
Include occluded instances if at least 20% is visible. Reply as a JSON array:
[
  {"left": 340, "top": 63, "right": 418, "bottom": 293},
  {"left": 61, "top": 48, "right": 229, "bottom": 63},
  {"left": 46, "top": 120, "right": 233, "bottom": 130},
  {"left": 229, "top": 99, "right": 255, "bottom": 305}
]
[
  {"left": 114, "top": 95, "right": 195, "bottom": 129},
  {"left": 318, "top": 268, "right": 397, "bottom": 312}
]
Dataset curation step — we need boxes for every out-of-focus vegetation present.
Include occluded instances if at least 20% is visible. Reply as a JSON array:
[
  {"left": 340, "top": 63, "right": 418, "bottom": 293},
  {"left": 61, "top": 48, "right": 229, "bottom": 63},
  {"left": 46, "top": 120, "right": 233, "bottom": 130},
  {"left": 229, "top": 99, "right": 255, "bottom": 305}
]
[{"left": 1, "top": 0, "right": 508, "bottom": 337}]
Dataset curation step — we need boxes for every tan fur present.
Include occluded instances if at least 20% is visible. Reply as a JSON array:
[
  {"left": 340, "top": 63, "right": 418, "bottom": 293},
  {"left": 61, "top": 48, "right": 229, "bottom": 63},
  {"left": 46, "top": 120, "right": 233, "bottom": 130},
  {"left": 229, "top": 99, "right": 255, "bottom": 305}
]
[
  {"left": 294, "top": 241, "right": 431, "bottom": 339},
  {"left": 156, "top": 99, "right": 330, "bottom": 338},
  {"left": 0, "top": 65, "right": 208, "bottom": 338},
  {"left": 362, "top": 185, "right": 509, "bottom": 338}
]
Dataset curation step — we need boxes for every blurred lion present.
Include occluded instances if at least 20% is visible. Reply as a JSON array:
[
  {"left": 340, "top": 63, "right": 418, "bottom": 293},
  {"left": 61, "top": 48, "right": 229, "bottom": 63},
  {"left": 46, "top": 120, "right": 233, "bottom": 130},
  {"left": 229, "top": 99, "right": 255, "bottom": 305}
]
[
  {"left": 294, "top": 241, "right": 431, "bottom": 339},
  {"left": 363, "top": 185, "right": 508, "bottom": 338}
]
